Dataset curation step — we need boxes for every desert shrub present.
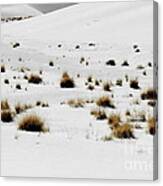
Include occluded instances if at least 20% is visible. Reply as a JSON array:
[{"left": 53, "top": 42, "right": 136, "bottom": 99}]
[
  {"left": 130, "top": 79, "right": 140, "bottom": 89},
  {"left": 28, "top": 74, "right": 42, "bottom": 84},
  {"left": 60, "top": 72, "right": 75, "bottom": 88},
  {"left": 148, "top": 117, "right": 156, "bottom": 135},
  {"left": 125, "top": 74, "right": 129, "bottom": 82},
  {"left": 133, "top": 44, "right": 138, "bottom": 49},
  {"left": 136, "top": 65, "right": 144, "bottom": 70},
  {"left": 24, "top": 74, "right": 28, "bottom": 80},
  {"left": 116, "top": 79, "right": 122, "bottom": 86},
  {"left": 36, "top": 101, "right": 41, "bottom": 106},
  {"left": 87, "top": 84, "right": 94, "bottom": 91},
  {"left": 18, "top": 114, "right": 49, "bottom": 133},
  {"left": 96, "top": 96, "right": 115, "bottom": 108},
  {"left": 148, "top": 101, "right": 156, "bottom": 107},
  {"left": 80, "top": 57, "right": 85, "bottom": 64},
  {"left": 125, "top": 110, "right": 131, "bottom": 116},
  {"left": 13, "top": 42, "right": 20, "bottom": 48},
  {"left": 141, "top": 89, "right": 157, "bottom": 100},
  {"left": 1, "top": 65, "right": 5, "bottom": 73},
  {"left": 112, "top": 123, "right": 135, "bottom": 139},
  {"left": 1, "top": 110, "right": 14, "bottom": 122},
  {"left": 87, "top": 76, "right": 93, "bottom": 83},
  {"left": 67, "top": 99, "right": 85, "bottom": 108},
  {"left": 91, "top": 109, "right": 107, "bottom": 120},
  {"left": 101, "top": 135, "right": 113, "bottom": 141},
  {"left": 95, "top": 79, "right": 100, "bottom": 86},
  {"left": 49, "top": 61, "right": 54, "bottom": 67},
  {"left": 108, "top": 113, "right": 121, "bottom": 128},
  {"left": 148, "top": 62, "right": 152, "bottom": 67},
  {"left": 1, "top": 100, "right": 10, "bottom": 110},
  {"left": 16, "top": 84, "right": 21, "bottom": 90},
  {"left": 103, "top": 82, "right": 111, "bottom": 91},
  {"left": 143, "top": 71, "right": 147, "bottom": 76},
  {"left": 75, "top": 45, "right": 80, "bottom": 49},
  {"left": 121, "top": 60, "right": 129, "bottom": 66},
  {"left": 135, "top": 49, "right": 140, "bottom": 53},
  {"left": 4, "top": 79, "right": 9, "bottom": 84},
  {"left": 130, "top": 111, "right": 146, "bottom": 122},
  {"left": 42, "top": 102, "right": 49, "bottom": 107},
  {"left": 77, "top": 74, "right": 80, "bottom": 78},
  {"left": 106, "top": 59, "right": 116, "bottom": 66},
  {"left": 88, "top": 43, "right": 96, "bottom": 47},
  {"left": 15, "top": 103, "right": 32, "bottom": 114},
  {"left": 86, "top": 61, "right": 89, "bottom": 66},
  {"left": 58, "top": 44, "right": 62, "bottom": 48}
]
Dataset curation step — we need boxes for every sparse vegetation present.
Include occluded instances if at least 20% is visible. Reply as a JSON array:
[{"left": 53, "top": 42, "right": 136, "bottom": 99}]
[
  {"left": 1, "top": 65, "right": 5, "bottom": 73},
  {"left": 96, "top": 96, "right": 115, "bottom": 108},
  {"left": 106, "top": 59, "right": 116, "bottom": 66},
  {"left": 60, "top": 72, "right": 75, "bottom": 88},
  {"left": 121, "top": 60, "right": 129, "bottom": 66},
  {"left": 130, "top": 79, "right": 140, "bottom": 89},
  {"left": 28, "top": 74, "right": 42, "bottom": 84},
  {"left": 18, "top": 114, "right": 49, "bottom": 133},
  {"left": 148, "top": 117, "right": 156, "bottom": 135},
  {"left": 15, "top": 103, "right": 32, "bottom": 114},
  {"left": 67, "top": 99, "right": 85, "bottom": 108},
  {"left": 103, "top": 82, "right": 111, "bottom": 91},
  {"left": 141, "top": 89, "right": 157, "bottom": 100},
  {"left": 91, "top": 109, "right": 107, "bottom": 120},
  {"left": 1, "top": 110, "right": 14, "bottom": 122},
  {"left": 1, "top": 100, "right": 10, "bottom": 110},
  {"left": 108, "top": 113, "right": 121, "bottom": 129},
  {"left": 112, "top": 123, "right": 135, "bottom": 139}
]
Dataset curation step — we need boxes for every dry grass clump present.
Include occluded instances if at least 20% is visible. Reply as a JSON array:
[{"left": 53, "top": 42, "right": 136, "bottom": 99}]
[
  {"left": 90, "top": 109, "right": 107, "bottom": 120},
  {"left": 148, "top": 117, "right": 156, "bottom": 135},
  {"left": 15, "top": 103, "right": 32, "bottom": 114},
  {"left": 1, "top": 110, "right": 14, "bottom": 122},
  {"left": 60, "top": 72, "right": 75, "bottom": 88},
  {"left": 116, "top": 79, "right": 122, "bottom": 86},
  {"left": 141, "top": 89, "right": 157, "bottom": 100},
  {"left": 112, "top": 123, "right": 135, "bottom": 139},
  {"left": 103, "top": 82, "right": 111, "bottom": 91},
  {"left": 18, "top": 114, "right": 49, "bottom": 133},
  {"left": 130, "top": 79, "right": 140, "bottom": 89},
  {"left": 1, "top": 65, "right": 6, "bottom": 73},
  {"left": 108, "top": 113, "right": 121, "bottom": 128},
  {"left": 28, "top": 74, "right": 42, "bottom": 84},
  {"left": 67, "top": 99, "right": 85, "bottom": 108},
  {"left": 96, "top": 96, "right": 115, "bottom": 108},
  {"left": 1, "top": 100, "right": 10, "bottom": 110}
]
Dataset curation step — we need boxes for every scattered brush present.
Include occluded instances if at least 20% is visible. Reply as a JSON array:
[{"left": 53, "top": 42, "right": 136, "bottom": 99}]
[
  {"left": 112, "top": 123, "right": 135, "bottom": 139},
  {"left": 116, "top": 79, "right": 123, "bottom": 86},
  {"left": 108, "top": 113, "right": 121, "bottom": 129},
  {"left": 103, "top": 82, "right": 111, "bottom": 91},
  {"left": 18, "top": 114, "right": 49, "bottom": 133},
  {"left": 28, "top": 74, "right": 42, "bottom": 84},
  {"left": 1, "top": 65, "right": 5, "bottom": 73},
  {"left": 90, "top": 109, "right": 107, "bottom": 120},
  {"left": 148, "top": 117, "right": 156, "bottom": 135},
  {"left": 106, "top": 59, "right": 116, "bottom": 66},
  {"left": 141, "top": 88, "right": 157, "bottom": 100},
  {"left": 96, "top": 96, "right": 115, "bottom": 108},
  {"left": 67, "top": 99, "right": 85, "bottom": 108},
  {"left": 130, "top": 79, "right": 140, "bottom": 89},
  {"left": 60, "top": 72, "right": 75, "bottom": 88}
]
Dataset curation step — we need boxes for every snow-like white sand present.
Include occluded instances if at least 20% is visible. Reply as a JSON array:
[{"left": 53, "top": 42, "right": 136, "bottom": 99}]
[{"left": 1, "top": 1, "right": 156, "bottom": 180}]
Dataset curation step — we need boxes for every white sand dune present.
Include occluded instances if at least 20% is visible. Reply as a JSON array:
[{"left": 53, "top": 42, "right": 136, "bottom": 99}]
[
  {"left": 1, "top": 4, "right": 42, "bottom": 18},
  {"left": 1, "top": 2, "right": 156, "bottom": 180}
]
